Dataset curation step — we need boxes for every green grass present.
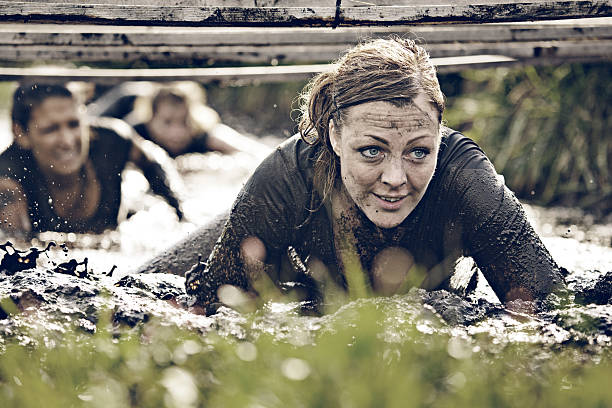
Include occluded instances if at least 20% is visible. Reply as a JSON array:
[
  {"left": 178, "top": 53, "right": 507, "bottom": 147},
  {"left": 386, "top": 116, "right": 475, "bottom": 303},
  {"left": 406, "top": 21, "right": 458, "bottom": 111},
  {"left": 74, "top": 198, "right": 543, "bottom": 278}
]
[{"left": 1, "top": 302, "right": 611, "bottom": 408}]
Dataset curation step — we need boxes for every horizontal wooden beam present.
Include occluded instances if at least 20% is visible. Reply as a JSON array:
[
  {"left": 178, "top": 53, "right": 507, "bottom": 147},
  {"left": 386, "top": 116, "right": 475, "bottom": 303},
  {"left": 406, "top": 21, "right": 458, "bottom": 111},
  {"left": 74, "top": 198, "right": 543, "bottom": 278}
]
[
  {"left": 0, "top": 64, "right": 334, "bottom": 84},
  {"left": 1, "top": 1, "right": 610, "bottom": 26},
  {"left": 3, "top": 19, "right": 610, "bottom": 45},
  {"left": 0, "top": 56, "right": 521, "bottom": 84},
  {"left": 2, "top": 39, "right": 610, "bottom": 64},
  {"left": 1, "top": 19, "right": 610, "bottom": 64}
]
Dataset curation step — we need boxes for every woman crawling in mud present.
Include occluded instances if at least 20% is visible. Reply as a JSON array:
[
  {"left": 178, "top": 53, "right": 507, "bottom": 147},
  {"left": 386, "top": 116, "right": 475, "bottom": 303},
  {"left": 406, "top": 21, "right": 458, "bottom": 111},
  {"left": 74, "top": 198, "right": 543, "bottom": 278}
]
[
  {"left": 133, "top": 84, "right": 251, "bottom": 158},
  {"left": 153, "top": 38, "right": 566, "bottom": 314},
  {"left": 0, "top": 83, "right": 183, "bottom": 236}
]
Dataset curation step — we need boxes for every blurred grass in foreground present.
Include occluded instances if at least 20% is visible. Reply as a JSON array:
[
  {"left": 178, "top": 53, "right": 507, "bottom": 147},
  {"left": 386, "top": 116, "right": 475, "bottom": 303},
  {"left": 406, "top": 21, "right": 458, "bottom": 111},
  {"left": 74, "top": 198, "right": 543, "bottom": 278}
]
[
  {"left": 1, "top": 302, "right": 611, "bottom": 408},
  {"left": 443, "top": 63, "right": 611, "bottom": 216}
]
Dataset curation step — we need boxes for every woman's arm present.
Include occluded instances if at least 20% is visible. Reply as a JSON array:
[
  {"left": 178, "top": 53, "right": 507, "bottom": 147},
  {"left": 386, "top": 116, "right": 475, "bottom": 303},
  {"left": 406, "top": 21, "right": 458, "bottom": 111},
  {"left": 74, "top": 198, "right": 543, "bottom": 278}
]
[
  {"left": 0, "top": 178, "right": 31, "bottom": 235},
  {"left": 456, "top": 166, "right": 566, "bottom": 304},
  {"left": 205, "top": 123, "right": 271, "bottom": 159},
  {"left": 185, "top": 138, "right": 311, "bottom": 313},
  {"left": 128, "top": 137, "right": 184, "bottom": 220}
]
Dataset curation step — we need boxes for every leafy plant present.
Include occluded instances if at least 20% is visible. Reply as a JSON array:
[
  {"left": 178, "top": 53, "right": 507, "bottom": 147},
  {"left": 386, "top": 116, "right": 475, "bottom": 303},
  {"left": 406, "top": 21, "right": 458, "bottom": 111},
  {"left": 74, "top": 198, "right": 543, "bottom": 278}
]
[{"left": 442, "top": 63, "right": 611, "bottom": 217}]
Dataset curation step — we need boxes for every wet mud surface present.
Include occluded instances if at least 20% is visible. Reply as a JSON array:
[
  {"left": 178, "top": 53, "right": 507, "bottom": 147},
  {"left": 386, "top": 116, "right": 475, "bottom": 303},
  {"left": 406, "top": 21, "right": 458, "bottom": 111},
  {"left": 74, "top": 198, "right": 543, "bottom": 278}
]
[{"left": 0, "top": 150, "right": 611, "bottom": 358}]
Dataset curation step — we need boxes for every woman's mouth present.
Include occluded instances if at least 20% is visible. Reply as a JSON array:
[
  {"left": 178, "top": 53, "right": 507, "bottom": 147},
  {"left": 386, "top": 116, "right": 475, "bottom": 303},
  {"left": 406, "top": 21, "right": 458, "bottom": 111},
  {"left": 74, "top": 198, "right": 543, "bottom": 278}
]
[
  {"left": 56, "top": 151, "right": 78, "bottom": 162},
  {"left": 373, "top": 194, "right": 407, "bottom": 210}
]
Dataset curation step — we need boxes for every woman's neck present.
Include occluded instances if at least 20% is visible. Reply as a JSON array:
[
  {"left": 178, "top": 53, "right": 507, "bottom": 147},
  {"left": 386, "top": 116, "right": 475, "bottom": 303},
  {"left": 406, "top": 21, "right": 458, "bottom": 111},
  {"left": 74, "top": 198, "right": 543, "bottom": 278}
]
[
  {"left": 43, "top": 168, "right": 84, "bottom": 191},
  {"left": 44, "top": 161, "right": 100, "bottom": 221},
  {"left": 331, "top": 185, "right": 406, "bottom": 242}
]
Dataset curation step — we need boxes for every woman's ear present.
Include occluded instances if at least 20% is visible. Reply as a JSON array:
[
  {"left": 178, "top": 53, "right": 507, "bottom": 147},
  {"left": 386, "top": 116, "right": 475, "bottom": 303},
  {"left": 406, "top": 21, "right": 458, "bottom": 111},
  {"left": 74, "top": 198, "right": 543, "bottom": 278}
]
[
  {"left": 12, "top": 123, "right": 31, "bottom": 150},
  {"left": 329, "top": 119, "right": 341, "bottom": 156}
]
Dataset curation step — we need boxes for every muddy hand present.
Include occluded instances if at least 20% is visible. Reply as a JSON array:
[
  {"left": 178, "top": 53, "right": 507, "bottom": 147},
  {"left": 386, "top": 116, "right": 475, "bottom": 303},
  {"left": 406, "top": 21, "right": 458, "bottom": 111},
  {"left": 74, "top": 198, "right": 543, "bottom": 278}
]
[{"left": 185, "top": 255, "right": 207, "bottom": 295}]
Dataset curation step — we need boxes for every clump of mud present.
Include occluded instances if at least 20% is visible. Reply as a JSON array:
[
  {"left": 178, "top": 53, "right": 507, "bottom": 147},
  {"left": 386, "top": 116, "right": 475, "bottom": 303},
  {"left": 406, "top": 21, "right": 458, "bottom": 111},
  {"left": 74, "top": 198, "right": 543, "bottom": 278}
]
[
  {"left": 0, "top": 241, "right": 219, "bottom": 349},
  {"left": 0, "top": 241, "right": 611, "bottom": 357}
]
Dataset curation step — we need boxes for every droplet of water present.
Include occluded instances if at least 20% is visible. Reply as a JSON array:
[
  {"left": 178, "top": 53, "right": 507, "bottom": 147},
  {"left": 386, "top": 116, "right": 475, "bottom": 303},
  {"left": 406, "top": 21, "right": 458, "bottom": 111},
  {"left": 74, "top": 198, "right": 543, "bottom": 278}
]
[
  {"left": 160, "top": 367, "right": 198, "bottom": 407},
  {"left": 281, "top": 358, "right": 311, "bottom": 381},
  {"left": 236, "top": 342, "right": 257, "bottom": 362},
  {"left": 447, "top": 337, "right": 472, "bottom": 359}
]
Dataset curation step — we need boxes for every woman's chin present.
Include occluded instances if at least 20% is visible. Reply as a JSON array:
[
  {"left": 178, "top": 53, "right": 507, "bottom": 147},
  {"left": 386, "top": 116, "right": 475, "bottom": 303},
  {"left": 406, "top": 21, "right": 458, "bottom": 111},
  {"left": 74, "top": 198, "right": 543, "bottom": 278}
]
[
  {"left": 49, "top": 160, "right": 83, "bottom": 177},
  {"left": 366, "top": 211, "right": 407, "bottom": 229}
]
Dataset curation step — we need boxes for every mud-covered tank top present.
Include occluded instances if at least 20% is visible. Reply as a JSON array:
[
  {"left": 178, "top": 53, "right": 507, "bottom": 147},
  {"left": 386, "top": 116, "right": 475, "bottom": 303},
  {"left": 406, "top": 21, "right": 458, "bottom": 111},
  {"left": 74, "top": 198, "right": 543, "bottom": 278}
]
[{"left": 189, "top": 128, "right": 564, "bottom": 310}]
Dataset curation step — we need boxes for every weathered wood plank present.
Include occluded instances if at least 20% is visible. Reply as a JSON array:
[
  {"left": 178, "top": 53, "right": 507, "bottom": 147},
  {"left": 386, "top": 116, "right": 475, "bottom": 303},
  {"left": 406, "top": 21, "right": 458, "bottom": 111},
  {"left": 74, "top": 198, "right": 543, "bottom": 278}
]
[
  {"left": 0, "top": 64, "right": 333, "bottom": 84},
  {"left": 0, "top": 56, "right": 520, "bottom": 84},
  {"left": 3, "top": 3, "right": 339, "bottom": 26},
  {"left": 340, "top": 2, "right": 612, "bottom": 25},
  {"left": 0, "top": 1, "right": 609, "bottom": 26},
  {"left": 2, "top": 39, "right": 610, "bottom": 64},
  {"left": 1, "top": 19, "right": 610, "bottom": 64},
  {"left": 12, "top": 0, "right": 336, "bottom": 5},
  {"left": 2, "top": 18, "right": 610, "bottom": 46},
  {"left": 0, "top": 44, "right": 347, "bottom": 64}
]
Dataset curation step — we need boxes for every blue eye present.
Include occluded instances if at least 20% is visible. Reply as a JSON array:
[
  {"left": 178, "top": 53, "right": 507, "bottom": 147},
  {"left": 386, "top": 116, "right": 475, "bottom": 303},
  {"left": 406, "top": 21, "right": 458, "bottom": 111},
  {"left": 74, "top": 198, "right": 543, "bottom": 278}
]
[
  {"left": 410, "top": 148, "right": 429, "bottom": 160},
  {"left": 361, "top": 147, "right": 381, "bottom": 158}
]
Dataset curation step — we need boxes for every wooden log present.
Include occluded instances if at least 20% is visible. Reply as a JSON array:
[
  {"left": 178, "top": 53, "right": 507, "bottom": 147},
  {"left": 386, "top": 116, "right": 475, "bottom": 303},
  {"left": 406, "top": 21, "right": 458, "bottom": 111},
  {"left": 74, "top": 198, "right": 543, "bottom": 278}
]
[
  {"left": 1, "top": 39, "right": 610, "bottom": 64},
  {"left": 0, "top": 56, "right": 523, "bottom": 84},
  {"left": 2, "top": 18, "right": 610, "bottom": 46},
  {"left": 0, "top": 1, "right": 609, "bottom": 26},
  {"left": 0, "top": 64, "right": 335, "bottom": 84},
  {"left": 0, "top": 56, "right": 600, "bottom": 86},
  {"left": 1, "top": 19, "right": 610, "bottom": 64}
]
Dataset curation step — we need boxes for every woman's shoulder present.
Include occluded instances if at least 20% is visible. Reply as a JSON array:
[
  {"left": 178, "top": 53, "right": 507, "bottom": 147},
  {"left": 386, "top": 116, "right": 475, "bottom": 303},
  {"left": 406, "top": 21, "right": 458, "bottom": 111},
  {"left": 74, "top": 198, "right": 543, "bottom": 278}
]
[
  {"left": 0, "top": 143, "right": 34, "bottom": 179},
  {"left": 259, "top": 134, "right": 319, "bottom": 174},
  {"left": 88, "top": 117, "right": 135, "bottom": 152},
  {"left": 438, "top": 126, "right": 493, "bottom": 173},
  {"left": 132, "top": 123, "right": 151, "bottom": 140},
  {"left": 433, "top": 127, "right": 507, "bottom": 218},
  {"left": 242, "top": 134, "right": 317, "bottom": 206},
  {"left": 89, "top": 116, "right": 135, "bottom": 142}
]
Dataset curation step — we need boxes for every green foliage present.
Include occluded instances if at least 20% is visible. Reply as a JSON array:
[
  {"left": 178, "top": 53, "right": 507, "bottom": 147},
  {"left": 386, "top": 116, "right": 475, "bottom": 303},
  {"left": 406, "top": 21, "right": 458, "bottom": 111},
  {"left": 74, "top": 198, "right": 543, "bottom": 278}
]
[
  {"left": 442, "top": 63, "right": 611, "bottom": 215},
  {"left": 1, "top": 303, "right": 611, "bottom": 408}
]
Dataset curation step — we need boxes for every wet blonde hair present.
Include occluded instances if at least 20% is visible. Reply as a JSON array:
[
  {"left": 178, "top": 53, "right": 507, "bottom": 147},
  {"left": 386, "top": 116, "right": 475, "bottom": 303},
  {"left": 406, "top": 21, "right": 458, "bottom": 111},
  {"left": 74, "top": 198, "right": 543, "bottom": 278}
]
[{"left": 297, "top": 37, "right": 445, "bottom": 202}]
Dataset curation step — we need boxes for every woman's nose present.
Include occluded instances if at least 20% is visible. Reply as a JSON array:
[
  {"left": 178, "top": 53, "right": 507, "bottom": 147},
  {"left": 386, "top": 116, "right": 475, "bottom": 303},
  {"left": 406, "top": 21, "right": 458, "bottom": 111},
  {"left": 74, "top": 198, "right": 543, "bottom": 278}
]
[
  {"left": 57, "top": 126, "right": 78, "bottom": 147},
  {"left": 168, "top": 124, "right": 190, "bottom": 139},
  {"left": 380, "top": 157, "right": 407, "bottom": 188}
]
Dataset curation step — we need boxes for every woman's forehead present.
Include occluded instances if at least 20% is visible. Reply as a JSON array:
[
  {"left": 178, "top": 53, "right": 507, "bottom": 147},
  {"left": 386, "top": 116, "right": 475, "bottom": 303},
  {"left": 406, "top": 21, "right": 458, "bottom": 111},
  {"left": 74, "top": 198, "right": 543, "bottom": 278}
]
[
  {"left": 346, "top": 100, "right": 437, "bottom": 131},
  {"left": 156, "top": 100, "right": 188, "bottom": 116},
  {"left": 31, "top": 97, "right": 77, "bottom": 119}
]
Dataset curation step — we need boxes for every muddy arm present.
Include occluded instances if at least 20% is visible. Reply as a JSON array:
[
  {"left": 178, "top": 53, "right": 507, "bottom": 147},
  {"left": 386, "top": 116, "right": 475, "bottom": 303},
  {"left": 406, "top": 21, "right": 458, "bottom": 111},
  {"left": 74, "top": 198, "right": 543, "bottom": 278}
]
[
  {"left": 129, "top": 136, "right": 185, "bottom": 220},
  {"left": 0, "top": 178, "right": 31, "bottom": 236},
  {"left": 458, "top": 170, "right": 566, "bottom": 303},
  {"left": 184, "top": 142, "right": 309, "bottom": 312}
]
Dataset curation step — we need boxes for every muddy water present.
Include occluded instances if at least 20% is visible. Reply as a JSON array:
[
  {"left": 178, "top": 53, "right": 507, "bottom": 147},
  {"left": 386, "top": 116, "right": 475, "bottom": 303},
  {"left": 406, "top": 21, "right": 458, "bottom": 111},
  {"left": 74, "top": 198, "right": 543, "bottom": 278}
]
[{"left": 0, "top": 149, "right": 611, "bottom": 356}]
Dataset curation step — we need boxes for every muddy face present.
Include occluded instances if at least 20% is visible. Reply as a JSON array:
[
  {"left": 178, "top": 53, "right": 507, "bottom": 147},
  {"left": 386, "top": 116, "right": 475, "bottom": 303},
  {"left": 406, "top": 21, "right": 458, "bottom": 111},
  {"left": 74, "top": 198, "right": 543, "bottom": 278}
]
[
  {"left": 147, "top": 101, "right": 194, "bottom": 155},
  {"left": 330, "top": 96, "right": 440, "bottom": 229},
  {"left": 21, "top": 97, "right": 85, "bottom": 177}
]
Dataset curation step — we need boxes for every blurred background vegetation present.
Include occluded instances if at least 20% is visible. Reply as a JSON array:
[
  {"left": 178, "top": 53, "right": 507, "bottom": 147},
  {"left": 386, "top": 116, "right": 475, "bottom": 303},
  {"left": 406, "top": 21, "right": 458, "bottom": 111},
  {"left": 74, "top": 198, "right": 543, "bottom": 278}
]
[{"left": 442, "top": 63, "right": 611, "bottom": 218}]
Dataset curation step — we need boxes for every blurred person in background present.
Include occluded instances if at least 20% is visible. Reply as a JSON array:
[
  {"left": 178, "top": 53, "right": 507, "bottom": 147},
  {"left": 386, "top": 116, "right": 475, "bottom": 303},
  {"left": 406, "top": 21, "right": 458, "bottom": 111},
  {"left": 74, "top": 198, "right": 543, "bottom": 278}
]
[
  {"left": 0, "top": 83, "right": 184, "bottom": 237},
  {"left": 89, "top": 81, "right": 270, "bottom": 159}
]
